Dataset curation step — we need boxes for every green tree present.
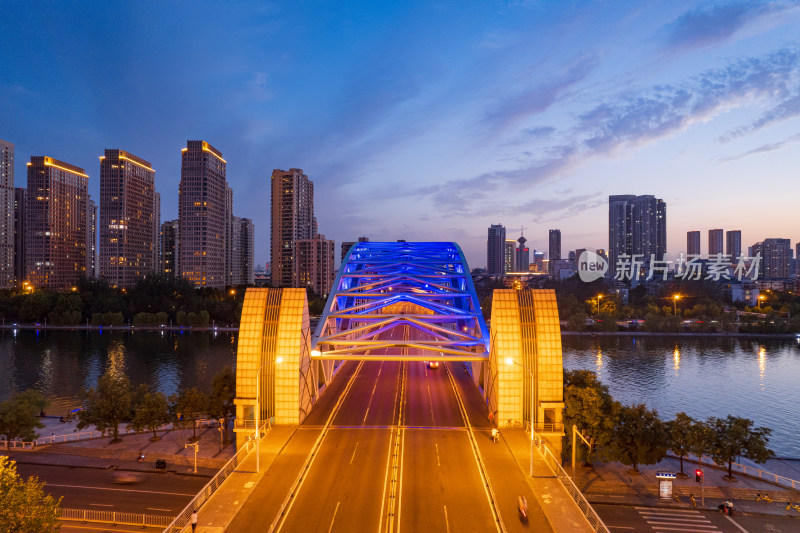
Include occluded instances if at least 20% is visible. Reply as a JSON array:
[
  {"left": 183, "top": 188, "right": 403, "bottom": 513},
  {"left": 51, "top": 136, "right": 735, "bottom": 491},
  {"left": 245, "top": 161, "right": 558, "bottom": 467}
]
[
  {"left": 708, "top": 415, "right": 774, "bottom": 479},
  {"left": 666, "top": 412, "right": 695, "bottom": 477},
  {"left": 77, "top": 369, "right": 134, "bottom": 443},
  {"left": 208, "top": 366, "right": 236, "bottom": 444},
  {"left": 171, "top": 387, "right": 208, "bottom": 442},
  {"left": 129, "top": 391, "right": 170, "bottom": 441},
  {"left": 0, "top": 456, "right": 61, "bottom": 533},
  {"left": 563, "top": 370, "right": 619, "bottom": 465},
  {"left": 0, "top": 390, "right": 49, "bottom": 441},
  {"left": 609, "top": 403, "right": 668, "bottom": 472}
]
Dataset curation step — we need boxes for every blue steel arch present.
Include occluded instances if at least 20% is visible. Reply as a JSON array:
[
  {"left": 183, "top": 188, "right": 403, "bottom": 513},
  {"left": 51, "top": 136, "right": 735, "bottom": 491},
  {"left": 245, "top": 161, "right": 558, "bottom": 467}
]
[{"left": 311, "top": 242, "right": 490, "bottom": 361}]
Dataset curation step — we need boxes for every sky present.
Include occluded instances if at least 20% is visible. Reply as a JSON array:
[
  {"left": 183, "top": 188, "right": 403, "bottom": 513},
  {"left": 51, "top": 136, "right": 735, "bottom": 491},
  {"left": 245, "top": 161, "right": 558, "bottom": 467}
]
[{"left": 2, "top": 0, "right": 799, "bottom": 270}]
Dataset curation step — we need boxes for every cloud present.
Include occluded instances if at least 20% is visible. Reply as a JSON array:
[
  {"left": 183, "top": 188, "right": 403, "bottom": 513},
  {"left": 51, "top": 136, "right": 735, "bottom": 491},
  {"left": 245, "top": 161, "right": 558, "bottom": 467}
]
[
  {"left": 661, "top": 1, "right": 794, "bottom": 53},
  {"left": 721, "top": 91, "right": 800, "bottom": 140},
  {"left": 719, "top": 132, "right": 800, "bottom": 162}
]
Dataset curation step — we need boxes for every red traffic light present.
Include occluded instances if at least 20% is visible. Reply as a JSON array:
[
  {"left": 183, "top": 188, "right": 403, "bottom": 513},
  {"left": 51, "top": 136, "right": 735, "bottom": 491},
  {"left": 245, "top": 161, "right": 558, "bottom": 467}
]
[{"left": 695, "top": 469, "right": 703, "bottom": 482}]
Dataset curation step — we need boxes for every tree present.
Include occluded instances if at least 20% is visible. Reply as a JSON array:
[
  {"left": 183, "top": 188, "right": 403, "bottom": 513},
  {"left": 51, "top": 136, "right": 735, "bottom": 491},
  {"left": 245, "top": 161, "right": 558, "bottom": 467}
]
[
  {"left": 208, "top": 366, "right": 236, "bottom": 444},
  {"left": 0, "top": 456, "right": 61, "bottom": 533},
  {"left": 609, "top": 403, "right": 668, "bottom": 472},
  {"left": 0, "top": 390, "right": 49, "bottom": 441},
  {"left": 171, "top": 387, "right": 208, "bottom": 441},
  {"left": 77, "top": 369, "right": 134, "bottom": 443},
  {"left": 708, "top": 415, "right": 774, "bottom": 479},
  {"left": 666, "top": 412, "right": 695, "bottom": 477},
  {"left": 563, "top": 370, "right": 619, "bottom": 465},
  {"left": 129, "top": 391, "right": 170, "bottom": 440}
]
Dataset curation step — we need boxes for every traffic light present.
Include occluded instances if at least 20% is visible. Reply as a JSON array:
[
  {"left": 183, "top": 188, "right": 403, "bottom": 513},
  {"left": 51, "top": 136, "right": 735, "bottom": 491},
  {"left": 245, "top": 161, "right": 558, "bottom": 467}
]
[{"left": 695, "top": 469, "right": 703, "bottom": 483}]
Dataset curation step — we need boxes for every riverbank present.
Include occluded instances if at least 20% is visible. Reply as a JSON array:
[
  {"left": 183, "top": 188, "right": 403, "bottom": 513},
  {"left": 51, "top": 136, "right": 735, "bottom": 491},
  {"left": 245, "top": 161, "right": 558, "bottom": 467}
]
[
  {"left": 0, "top": 323, "right": 238, "bottom": 332},
  {"left": 561, "top": 330, "right": 799, "bottom": 339}
]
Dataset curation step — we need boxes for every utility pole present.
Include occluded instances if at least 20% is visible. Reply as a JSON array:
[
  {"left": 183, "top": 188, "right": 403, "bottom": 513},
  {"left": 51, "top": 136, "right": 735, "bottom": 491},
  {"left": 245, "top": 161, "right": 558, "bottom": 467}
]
[{"left": 185, "top": 442, "right": 199, "bottom": 473}]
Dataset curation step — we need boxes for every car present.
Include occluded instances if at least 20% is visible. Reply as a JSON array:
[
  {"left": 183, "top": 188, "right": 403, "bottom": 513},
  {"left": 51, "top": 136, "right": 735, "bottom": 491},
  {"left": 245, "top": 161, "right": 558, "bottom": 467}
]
[
  {"left": 112, "top": 471, "right": 143, "bottom": 484},
  {"left": 428, "top": 361, "right": 439, "bottom": 369}
]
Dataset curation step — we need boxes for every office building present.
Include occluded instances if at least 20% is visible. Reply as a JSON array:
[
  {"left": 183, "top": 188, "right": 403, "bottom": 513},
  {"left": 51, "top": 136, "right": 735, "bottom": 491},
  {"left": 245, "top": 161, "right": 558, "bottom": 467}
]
[
  {"left": 726, "top": 230, "right": 742, "bottom": 260},
  {"left": 295, "top": 234, "right": 335, "bottom": 296},
  {"left": 751, "top": 238, "right": 792, "bottom": 279},
  {"left": 708, "top": 229, "right": 723, "bottom": 256},
  {"left": 608, "top": 195, "right": 666, "bottom": 272},
  {"left": 228, "top": 216, "right": 254, "bottom": 286},
  {"left": 87, "top": 198, "right": 97, "bottom": 278},
  {"left": 0, "top": 139, "right": 14, "bottom": 288},
  {"left": 687, "top": 231, "right": 701, "bottom": 255},
  {"left": 505, "top": 239, "right": 516, "bottom": 273},
  {"left": 225, "top": 186, "right": 233, "bottom": 285},
  {"left": 270, "top": 168, "right": 316, "bottom": 288},
  {"left": 13, "top": 187, "right": 25, "bottom": 283},
  {"left": 179, "top": 140, "right": 228, "bottom": 288},
  {"left": 515, "top": 234, "right": 529, "bottom": 272},
  {"left": 548, "top": 229, "right": 561, "bottom": 275},
  {"left": 25, "top": 156, "right": 88, "bottom": 289},
  {"left": 487, "top": 224, "right": 506, "bottom": 276},
  {"left": 99, "top": 149, "right": 157, "bottom": 287},
  {"left": 153, "top": 192, "right": 161, "bottom": 271},
  {"left": 161, "top": 220, "right": 179, "bottom": 278}
]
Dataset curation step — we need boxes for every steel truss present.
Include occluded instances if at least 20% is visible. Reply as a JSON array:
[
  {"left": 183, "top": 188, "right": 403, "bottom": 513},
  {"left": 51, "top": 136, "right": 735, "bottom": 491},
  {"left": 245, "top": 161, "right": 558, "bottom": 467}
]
[{"left": 311, "top": 242, "right": 490, "bottom": 361}]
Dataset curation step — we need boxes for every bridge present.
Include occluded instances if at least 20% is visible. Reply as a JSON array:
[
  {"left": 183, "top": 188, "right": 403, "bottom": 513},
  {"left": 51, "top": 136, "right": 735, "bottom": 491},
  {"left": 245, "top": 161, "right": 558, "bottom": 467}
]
[{"left": 219, "top": 242, "right": 573, "bottom": 532}]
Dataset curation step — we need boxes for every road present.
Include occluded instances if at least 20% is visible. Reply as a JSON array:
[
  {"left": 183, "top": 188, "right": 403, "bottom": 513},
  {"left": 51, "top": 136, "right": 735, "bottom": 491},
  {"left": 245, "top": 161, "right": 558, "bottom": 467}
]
[
  {"left": 14, "top": 462, "right": 207, "bottom": 516},
  {"left": 229, "top": 324, "right": 550, "bottom": 532}
]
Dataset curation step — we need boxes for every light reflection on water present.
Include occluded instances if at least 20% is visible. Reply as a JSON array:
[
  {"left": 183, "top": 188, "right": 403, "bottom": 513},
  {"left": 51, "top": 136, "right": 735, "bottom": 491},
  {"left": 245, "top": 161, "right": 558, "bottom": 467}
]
[
  {"left": 562, "top": 336, "right": 800, "bottom": 458},
  {"left": 0, "top": 330, "right": 237, "bottom": 414}
]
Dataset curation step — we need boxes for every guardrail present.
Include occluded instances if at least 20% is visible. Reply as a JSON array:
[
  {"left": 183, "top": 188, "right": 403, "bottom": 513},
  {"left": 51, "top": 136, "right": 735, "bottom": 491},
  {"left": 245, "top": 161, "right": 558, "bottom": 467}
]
[
  {"left": 731, "top": 462, "right": 800, "bottom": 491},
  {"left": 162, "top": 420, "right": 269, "bottom": 533},
  {"left": 60, "top": 508, "right": 173, "bottom": 527},
  {"left": 34, "top": 418, "right": 225, "bottom": 446},
  {"left": 1, "top": 440, "right": 35, "bottom": 450},
  {"left": 528, "top": 422, "right": 610, "bottom": 533}
]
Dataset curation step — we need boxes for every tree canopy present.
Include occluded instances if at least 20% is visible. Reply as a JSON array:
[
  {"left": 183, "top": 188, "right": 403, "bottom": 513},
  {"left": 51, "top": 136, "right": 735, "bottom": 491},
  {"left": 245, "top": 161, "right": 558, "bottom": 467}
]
[
  {"left": 77, "top": 369, "right": 134, "bottom": 443},
  {"left": 0, "top": 456, "right": 61, "bottom": 533}
]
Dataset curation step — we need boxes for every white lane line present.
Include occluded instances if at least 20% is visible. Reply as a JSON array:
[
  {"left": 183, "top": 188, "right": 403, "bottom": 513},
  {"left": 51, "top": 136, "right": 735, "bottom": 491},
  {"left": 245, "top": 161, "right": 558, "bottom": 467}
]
[
  {"left": 443, "top": 505, "right": 450, "bottom": 533},
  {"left": 635, "top": 507, "right": 701, "bottom": 514},
  {"left": 146, "top": 507, "right": 172, "bottom": 512},
  {"left": 724, "top": 515, "right": 750, "bottom": 533},
  {"left": 435, "top": 443, "right": 440, "bottom": 467},
  {"left": 47, "top": 483, "right": 196, "bottom": 496},
  {"left": 427, "top": 384, "right": 435, "bottom": 423},
  {"left": 648, "top": 527, "right": 718, "bottom": 532},
  {"left": 362, "top": 363, "right": 382, "bottom": 422},
  {"left": 647, "top": 523, "right": 717, "bottom": 528},
  {"left": 327, "top": 501, "right": 341, "bottom": 533},
  {"left": 90, "top": 503, "right": 113, "bottom": 507},
  {"left": 349, "top": 442, "right": 359, "bottom": 465}
]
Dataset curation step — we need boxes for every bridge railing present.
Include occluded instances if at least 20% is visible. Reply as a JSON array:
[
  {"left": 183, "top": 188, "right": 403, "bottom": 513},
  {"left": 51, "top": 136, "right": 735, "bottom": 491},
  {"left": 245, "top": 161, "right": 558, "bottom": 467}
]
[
  {"left": 60, "top": 508, "right": 172, "bottom": 528},
  {"left": 161, "top": 419, "right": 269, "bottom": 533},
  {"left": 527, "top": 422, "right": 610, "bottom": 533}
]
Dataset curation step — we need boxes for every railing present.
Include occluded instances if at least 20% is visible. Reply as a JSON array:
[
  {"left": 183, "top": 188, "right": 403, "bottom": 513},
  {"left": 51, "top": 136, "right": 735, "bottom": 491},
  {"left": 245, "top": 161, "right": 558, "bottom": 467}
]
[
  {"left": 35, "top": 418, "right": 224, "bottom": 446},
  {"left": 1, "top": 440, "right": 35, "bottom": 450},
  {"left": 732, "top": 461, "right": 800, "bottom": 491},
  {"left": 528, "top": 422, "right": 610, "bottom": 533},
  {"left": 531, "top": 422, "right": 565, "bottom": 433},
  {"left": 60, "top": 508, "right": 173, "bottom": 527},
  {"left": 162, "top": 420, "right": 269, "bottom": 533}
]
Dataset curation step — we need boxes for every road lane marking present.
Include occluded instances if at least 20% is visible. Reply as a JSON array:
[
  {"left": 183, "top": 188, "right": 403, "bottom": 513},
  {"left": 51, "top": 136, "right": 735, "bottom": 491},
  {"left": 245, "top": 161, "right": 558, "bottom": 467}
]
[
  {"left": 47, "top": 483, "right": 196, "bottom": 496},
  {"left": 435, "top": 443, "right": 440, "bottom": 467},
  {"left": 89, "top": 503, "right": 113, "bottom": 507},
  {"left": 363, "top": 361, "right": 383, "bottom": 422},
  {"left": 724, "top": 515, "right": 749, "bottom": 533},
  {"left": 427, "top": 384, "right": 435, "bottom": 424},
  {"left": 379, "top": 361, "right": 404, "bottom": 533},
  {"left": 350, "top": 442, "right": 359, "bottom": 465},
  {"left": 327, "top": 501, "right": 340, "bottom": 533},
  {"left": 443, "top": 505, "right": 450, "bottom": 533},
  {"left": 146, "top": 508, "right": 172, "bottom": 512}
]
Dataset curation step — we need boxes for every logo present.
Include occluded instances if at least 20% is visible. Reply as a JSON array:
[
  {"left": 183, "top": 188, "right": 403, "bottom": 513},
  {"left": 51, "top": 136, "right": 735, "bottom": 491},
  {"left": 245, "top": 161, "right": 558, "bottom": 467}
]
[{"left": 578, "top": 250, "right": 608, "bottom": 282}]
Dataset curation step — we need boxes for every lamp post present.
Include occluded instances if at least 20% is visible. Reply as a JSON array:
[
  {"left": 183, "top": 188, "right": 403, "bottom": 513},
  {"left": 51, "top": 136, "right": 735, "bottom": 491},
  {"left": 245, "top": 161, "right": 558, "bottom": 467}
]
[
  {"left": 255, "top": 356, "right": 283, "bottom": 473},
  {"left": 595, "top": 294, "right": 603, "bottom": 316},
  {"left": 673, "top": 295, "right": 680, "bottom": 315},
  {"left": 758, "top": 295, "right": 765, "bottom": 310},
  {"left": 505, "top": 357, "right": 534, "bottom": 477},
  {"left": 185, "top": 442, "right": 199, "bottom": 473}
]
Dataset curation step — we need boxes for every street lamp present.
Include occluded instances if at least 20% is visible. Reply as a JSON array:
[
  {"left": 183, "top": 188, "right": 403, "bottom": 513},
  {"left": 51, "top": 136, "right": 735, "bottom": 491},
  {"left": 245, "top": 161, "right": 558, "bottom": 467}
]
[
  {"left": 256, "top": 356, "right": 283, "bottom": 473},
  {"left": 185, "top": 442, "right": 199, "bottom": 473},
  {"left": 673, "top": 295, "right": 680, "bottom": 315},
  {"left": 758, "top": 295, "right": 765, "bottom": 310},
  {"left": 595, "top": 294, "right": 603, "bottom": 316},
  {"left": 504, "top": 356, "right": 534, "bottom": 477}
]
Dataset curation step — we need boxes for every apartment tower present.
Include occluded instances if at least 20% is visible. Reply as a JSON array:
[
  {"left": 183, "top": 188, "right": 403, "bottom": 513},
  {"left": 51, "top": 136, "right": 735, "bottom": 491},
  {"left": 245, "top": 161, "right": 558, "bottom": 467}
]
[
  {"left": 179, "top": 141, "right": 228, "bottom": 288},
  {"left": 270, "top": 168, "right": 316, "bottom": 287},
  {"left": 687, "top": 231, "right": 701, "bottom": 255},
  {"left": 726, "top": 230, "right": 742, "bottom": 260},
  {"left": 0, "top": 139, "right": 14, "bottom": 288},
  {"left": 25, "top": 156, "right": 88, "bottom": 289},
  {"left": 708, "top": 229, "right": 723, "bottom": 256},
  {"left": 99, "top": 149, "right": 156, "bottom": 287},
  {"left": 608, "top": 195, "right": 666, "bottom": 271},
  {"left": 13, "top": 188, "right": 25, "bottom": 283},
  {"left": 161, "top": 220, "right": 179, "bottom": 278},
  {"left": 487, "top": 224, "right": 506, "bottom": 276},
  {"left": 548, "top": 229, "right": 561, "bottom": 275},
  {"left": 295, "top": 234, "right": 335, "bottom": 296}
]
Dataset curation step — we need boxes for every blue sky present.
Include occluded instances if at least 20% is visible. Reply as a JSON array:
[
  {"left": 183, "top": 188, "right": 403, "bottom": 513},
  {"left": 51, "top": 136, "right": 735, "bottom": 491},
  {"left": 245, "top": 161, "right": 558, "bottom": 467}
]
[{"left": 2, "top": 1, "right": 799, "bottom": 269}]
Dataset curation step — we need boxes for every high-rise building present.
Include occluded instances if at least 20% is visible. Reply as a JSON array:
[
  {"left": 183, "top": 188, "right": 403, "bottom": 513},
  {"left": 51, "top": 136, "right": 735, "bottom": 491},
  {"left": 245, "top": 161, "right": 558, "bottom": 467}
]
[
  {"left": 25, "top": 156, "right": 88, "bottom": 289},
  {"left": 295, "top": 234, "right": 335, "bottom": 296},
  {"left": 726, "top": 230, "right": 742, "bottom": 260},
  {"left": 687, "top": 231, "right": 701, "bottom": 255},
  {"left": 179, "top": 140, "right": 228, "bottom": 288},
  {"left": 608, "top": 195, "right": 666, "bottom": 272},
  {"left": 504, "top": 239, "right": 516, "bottom": 273},
  {"left": 13, "top": 187, "right": 25, "bottom": 284},
  {"left": 153, "top": 192, "right": 161, "bottom": 271},
  {"left": 341, "top": 237, "right": 369, "bottom": 261},
  {"left": 225, "top": 185, "right": 233, "bottom": 285},
  {"left": 228, "top": 216, "right": 255, "bottom": 286},
  {"left": 751, "top": 238, "right": 792, "bottom": 279},
  {"left": 796, "top": 243, "right": 800, "bottom": 277},
  {"left": 0, "top": 139, "right": 14, "bottom": 288},
  {"left": 87, "top": 198, "right": 97, "bottom": 278},
  {"left": 161, "top": 220, "right": 179, "bottom": 278},
  {"left": 548, "top": 229, "right": 561, "bottom": 275},
  {"left": 708, "top": 229, "right": 723, "bottom": 256},
  {"left": 270, "top": 168, "right": 315, "bottom": 287},
  {"left": 516, "top": 234, "right": 530, "bottom": 272},
  {"left": 99, "top": 149, "right": 157, "bottom": 287},
  {"left": 487, "top": 224, "right": 506, "bottom": 276}
]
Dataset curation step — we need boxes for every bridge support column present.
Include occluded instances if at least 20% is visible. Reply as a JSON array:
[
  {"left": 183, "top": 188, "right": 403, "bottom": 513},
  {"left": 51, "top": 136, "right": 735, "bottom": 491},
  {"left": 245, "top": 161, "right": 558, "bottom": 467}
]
[
  {"left": 486, "top": 289, "right": 564, "bottom": 458},
  {"left": 233, "top": 288, "right": 316, "bottom": 448}
]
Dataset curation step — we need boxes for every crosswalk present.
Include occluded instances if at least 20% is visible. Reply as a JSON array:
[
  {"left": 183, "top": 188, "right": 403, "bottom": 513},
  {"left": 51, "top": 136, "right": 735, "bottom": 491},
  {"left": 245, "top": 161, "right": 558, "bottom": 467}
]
[{"left": 635, "top": 507, "right": 720, "bottom": 532}]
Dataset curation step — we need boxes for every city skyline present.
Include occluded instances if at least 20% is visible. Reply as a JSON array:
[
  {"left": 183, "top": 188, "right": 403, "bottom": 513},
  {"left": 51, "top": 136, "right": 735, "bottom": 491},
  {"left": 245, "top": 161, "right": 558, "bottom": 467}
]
[{"left": 3, "top": 2, "right": 800, "bottom": 269}]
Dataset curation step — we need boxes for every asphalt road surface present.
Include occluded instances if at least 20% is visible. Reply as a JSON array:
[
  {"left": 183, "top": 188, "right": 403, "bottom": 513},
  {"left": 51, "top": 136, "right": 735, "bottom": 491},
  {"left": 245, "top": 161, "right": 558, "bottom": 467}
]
[{"left": 229, "top": 324, "right": 550, "bottom": 532}]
